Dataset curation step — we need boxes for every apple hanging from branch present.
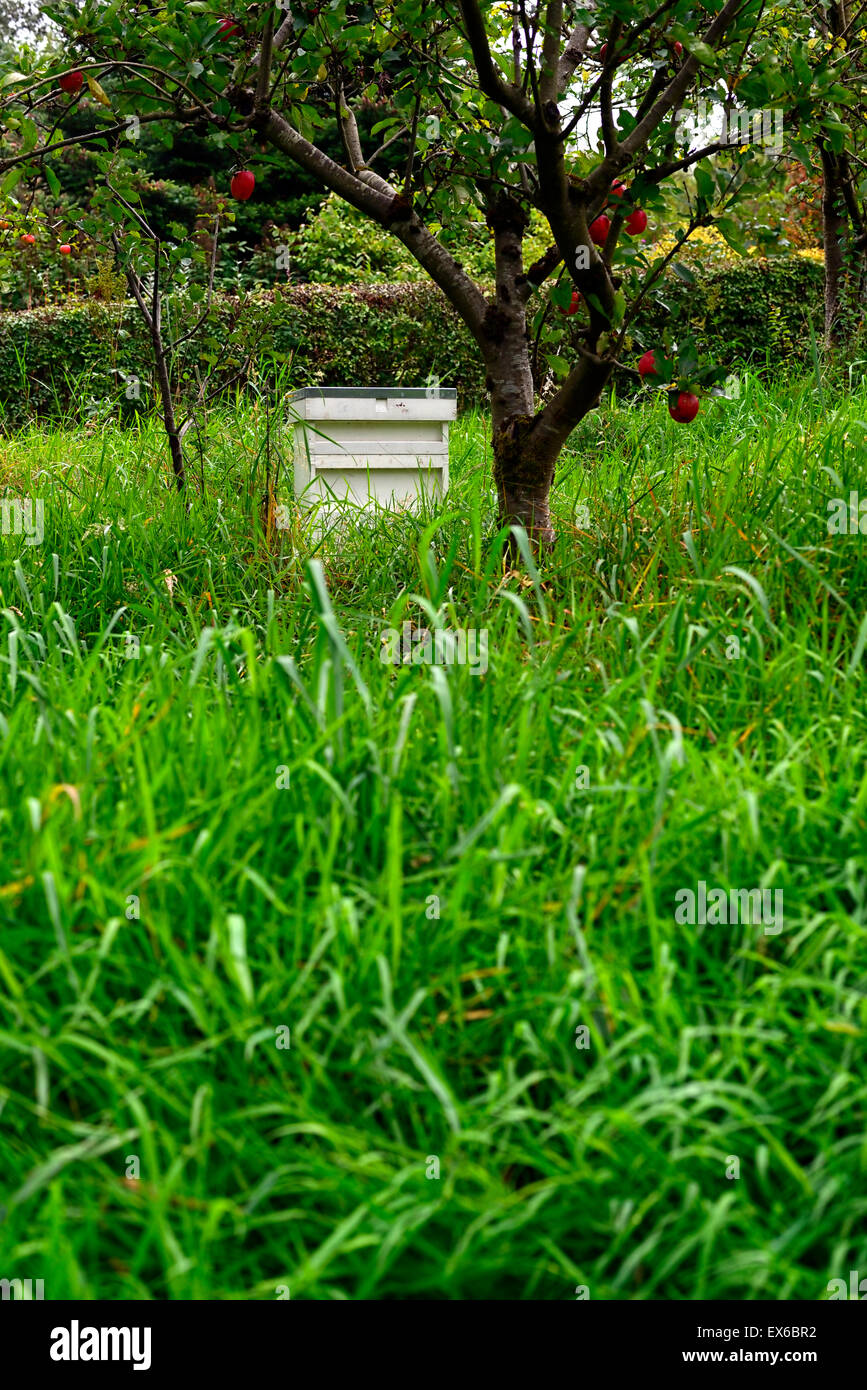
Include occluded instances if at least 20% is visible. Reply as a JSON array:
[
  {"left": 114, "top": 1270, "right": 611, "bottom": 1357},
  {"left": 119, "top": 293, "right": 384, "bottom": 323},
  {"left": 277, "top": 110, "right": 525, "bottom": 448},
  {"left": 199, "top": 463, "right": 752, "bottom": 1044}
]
[
  {"left": 669, "top": 391, "right": 700, "bottom": 423},
  {"left": 58, "top": 70, "right": 83, "bottom": 95},
  {"left": 589, "top": 214, "right": 611, "bottom": 246},
  {"left": 561, "top": 289, "right": 582, "bottom": 316},
  {"left": 636, "top": 343, "right": 709, "bottom": 425},
  {"left": 625, "top": 208, "right": 647, "bottom": 236},
  {"left": 230, "top": 169, "right": 256, "bottom": 200}
]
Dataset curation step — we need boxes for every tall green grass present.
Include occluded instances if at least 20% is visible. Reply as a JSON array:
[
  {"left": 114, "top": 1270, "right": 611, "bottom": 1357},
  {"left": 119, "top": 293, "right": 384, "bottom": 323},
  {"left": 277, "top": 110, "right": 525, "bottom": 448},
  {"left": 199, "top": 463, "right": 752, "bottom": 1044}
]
[{"left": 0, "top": 370, "right": 866, "bottom": 1299}]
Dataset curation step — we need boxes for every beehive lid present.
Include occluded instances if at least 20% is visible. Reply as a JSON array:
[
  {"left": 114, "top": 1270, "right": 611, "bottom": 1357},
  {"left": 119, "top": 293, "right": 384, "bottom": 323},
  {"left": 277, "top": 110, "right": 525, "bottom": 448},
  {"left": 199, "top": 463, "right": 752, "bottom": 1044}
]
[{"left": 288, "top": 387, "right": 457, "bottom": 400}]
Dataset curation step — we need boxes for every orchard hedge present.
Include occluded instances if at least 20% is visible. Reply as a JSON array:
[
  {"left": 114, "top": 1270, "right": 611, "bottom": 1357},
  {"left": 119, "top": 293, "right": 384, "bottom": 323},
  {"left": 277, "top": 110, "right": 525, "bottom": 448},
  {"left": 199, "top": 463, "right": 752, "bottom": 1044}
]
[
  {"left": 0, "top": 254, "right": 823, "bottom": 425},
  {"left": 636, "top": 251, "right": 824, "bottom": 368}
]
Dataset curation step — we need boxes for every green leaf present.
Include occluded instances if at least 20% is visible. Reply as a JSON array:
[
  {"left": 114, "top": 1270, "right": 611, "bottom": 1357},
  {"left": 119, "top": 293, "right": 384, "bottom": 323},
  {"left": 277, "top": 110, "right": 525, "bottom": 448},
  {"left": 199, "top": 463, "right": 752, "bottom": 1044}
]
[
  {"left": 789, "top": 140, "right": 814, "bottom": 171},
  {"left": 686, "top": 41, "right": 716, "bottom": 66},
  {"left": 694, "top": 167, "right": 714, "bottom": 202},
  {"left": 671, "top": 262, "right": 696, "bottom": 284},
  {"left": 790, "top": 47, "right": 811, "bottom": 89},
  {"left": 714, "top": 218, "right": 747, "bottom": 256},
  {"left": 821, "top": 119, "right": 849, "bottom": 154},
  {"left": 544, "top": 353, "right": 570, "bottom": 378},
  {"left": 21, "top": 117, "right": 39, "bottom": 153},
  {"left": 1, "top": 167, "right": 23, "bottom": 195}
]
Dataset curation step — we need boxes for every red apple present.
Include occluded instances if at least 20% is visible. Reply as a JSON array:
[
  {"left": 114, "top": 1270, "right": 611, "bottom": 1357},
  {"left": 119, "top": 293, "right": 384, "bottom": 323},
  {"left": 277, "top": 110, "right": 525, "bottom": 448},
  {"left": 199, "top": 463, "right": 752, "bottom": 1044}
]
[
  {"left": 625, "top": 208, "right": 648, "bottom": 235},
  {"left": 674, "top": 41, "right": 684, "bottom": 57},
  {"left": 561, "top": 289, "right": 582, "bottom": 316},
  {"left": 589, "top": 214, "right": 610, "bottom": 247},
  {"left": 669, "top": 391, "right": 700, "bottom": 423},
  {"left": 599, "top": 43, "right": 608, "bottom": 62},
  {"left": 230, "top": 169, "right": 256, "bottom": 200},
  {"left": 59, "top": 244, "right": 72, "bottom": 254},
  {"left": 21, "top": 233, "right": 36, "bottom": 245},
  {"left": 609, "top": 179, "right": 628, "bottom": 202},
  {"left": 218, "top": 18, "right": 241, "bottom": 39},
  {"left": 638, "top": 350, "right": 659, "bottom": 378},
  {"left": 59, "top": 70, "right": 83, "bottom": 94}
]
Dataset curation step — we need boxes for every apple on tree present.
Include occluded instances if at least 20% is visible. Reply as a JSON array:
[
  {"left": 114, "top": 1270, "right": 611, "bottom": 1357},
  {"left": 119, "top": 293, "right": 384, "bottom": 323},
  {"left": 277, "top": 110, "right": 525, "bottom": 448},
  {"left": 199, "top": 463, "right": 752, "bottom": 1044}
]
[
  {"left": 230, "top": 169, "right": 255, "bottom": 200},
  {"left": 218, "top": 18, "right": 241, "bottom": 40},
  {"left": 21, "top": 233, "right": 36, "bottom": 244},
  {"left": 58, "top": 71, "right": 83, "bottom": 94},
  {"left": 59, "top": 244, "right": 72, "bottom": 254},
  {"left": 607, "top": 181, "right": 647, "bottom": 235},
  {"left": 625, "top": 208, "right": 647, "bottom": 235},
  {"left": 589, "top": 214, "right": 610, "bottom": 246},
  {"left": 561, "top": 289, "right": 582, "bottom": 316},
  {"left": 637, "top": 341, "right": 712, "bottom": 423},
  {"left": 669, "top": 391, "right": 700, "bottom": 423}
]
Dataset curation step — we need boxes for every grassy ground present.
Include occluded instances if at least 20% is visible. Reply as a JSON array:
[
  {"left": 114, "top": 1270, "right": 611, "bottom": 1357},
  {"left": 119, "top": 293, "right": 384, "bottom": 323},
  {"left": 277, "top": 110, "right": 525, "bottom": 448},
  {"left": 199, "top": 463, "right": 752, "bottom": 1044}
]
[{"left": 0, "top": 370, "right": 866, "bottom": 1300}]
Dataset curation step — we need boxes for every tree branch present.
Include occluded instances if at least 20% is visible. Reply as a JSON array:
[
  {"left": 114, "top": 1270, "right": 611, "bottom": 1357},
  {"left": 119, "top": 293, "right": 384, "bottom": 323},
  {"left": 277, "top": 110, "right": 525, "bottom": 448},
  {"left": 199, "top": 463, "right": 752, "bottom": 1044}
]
[
  {"left": 619, "top": 0, "right": 748, "bottom": 160},
  {"left": 256, "top": 106, "right": 489, "bottom": 339},
  {"left": 557, "top": 4, "right": 596, "bottom": 91},
  {"left": 255, "top": 10, "right": 276, "bottom": 111},
  {"left": 457, "top": 0, "right": 537, "bottom": 127},
  {"left": 540, "top": 0, "right": 564, "bottom": 105}
]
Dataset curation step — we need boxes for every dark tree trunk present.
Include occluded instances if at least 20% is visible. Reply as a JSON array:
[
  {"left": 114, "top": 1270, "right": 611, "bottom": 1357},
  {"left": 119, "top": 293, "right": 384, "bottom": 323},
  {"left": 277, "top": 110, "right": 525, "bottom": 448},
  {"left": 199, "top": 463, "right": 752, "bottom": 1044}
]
[
  {"left": 821, "top": 144, "right": 849, "bottom": 348},
  {"left": 152, "top": 341, "right": 186, "bottom": 492},
  {"left": 482, "top": 192, "right": 558, "bottom": 545},
  {"left": 492, "top": 415, "right": 557, "bottom": 546},
  {"left": 486, "top": 352, "right": 613, "bottom": 548},
  {"left": 117, "top": 232, "right": 187, "bottom": 493}
]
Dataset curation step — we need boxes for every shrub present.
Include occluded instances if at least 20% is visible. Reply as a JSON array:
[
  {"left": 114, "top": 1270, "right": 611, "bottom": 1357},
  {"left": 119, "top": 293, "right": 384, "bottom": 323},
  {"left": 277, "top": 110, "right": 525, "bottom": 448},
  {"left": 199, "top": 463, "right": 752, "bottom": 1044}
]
[
  {"left": 0, "top": 284, "right": 488, "bottom": 424},
  {"left": 632, "top": 248, "right": 824, "bottom": 371},
  {"left": 288, "top": 192, "right": 551, "bottom": 285},
  {"left": 0, "top": 254, "right": 825, "bottom": 426}
]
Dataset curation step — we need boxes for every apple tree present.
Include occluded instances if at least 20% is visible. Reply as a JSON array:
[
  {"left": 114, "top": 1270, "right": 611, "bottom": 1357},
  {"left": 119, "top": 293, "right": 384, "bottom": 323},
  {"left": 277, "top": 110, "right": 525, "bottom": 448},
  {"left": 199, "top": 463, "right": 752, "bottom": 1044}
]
[
  {"left": 0, "top": 1, "right": 812, "bottom": 541},
  {"left": 801, "top": 4, "right": 867, "bottom": 346}
]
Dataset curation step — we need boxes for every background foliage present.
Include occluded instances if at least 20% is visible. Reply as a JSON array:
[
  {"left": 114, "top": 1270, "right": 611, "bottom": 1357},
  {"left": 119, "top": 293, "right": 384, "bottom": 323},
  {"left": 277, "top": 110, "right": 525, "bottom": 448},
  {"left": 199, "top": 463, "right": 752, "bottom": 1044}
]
[{"left": 0, "top": 253, "right": 825, "bottom": 426}]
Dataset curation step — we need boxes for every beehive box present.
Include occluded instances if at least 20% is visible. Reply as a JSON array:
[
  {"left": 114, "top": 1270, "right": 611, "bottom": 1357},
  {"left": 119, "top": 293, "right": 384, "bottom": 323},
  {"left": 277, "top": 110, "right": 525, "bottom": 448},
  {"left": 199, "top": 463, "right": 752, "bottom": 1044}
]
[{"left": 288, "top": 387, "right": 456, "bottom": 512}]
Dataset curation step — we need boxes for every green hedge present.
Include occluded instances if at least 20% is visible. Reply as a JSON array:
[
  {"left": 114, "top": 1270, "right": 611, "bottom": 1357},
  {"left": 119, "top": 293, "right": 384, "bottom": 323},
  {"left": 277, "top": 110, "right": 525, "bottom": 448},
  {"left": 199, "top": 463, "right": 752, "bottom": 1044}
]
[
  {"left": 635, "top": 253, "right": 824, "bottom": 368},
  {"left": 0, "top": 284, "right": 487, "bottom": 423},
  {"left": 0, "top": 255, "right": 824, "bottom": 425}
]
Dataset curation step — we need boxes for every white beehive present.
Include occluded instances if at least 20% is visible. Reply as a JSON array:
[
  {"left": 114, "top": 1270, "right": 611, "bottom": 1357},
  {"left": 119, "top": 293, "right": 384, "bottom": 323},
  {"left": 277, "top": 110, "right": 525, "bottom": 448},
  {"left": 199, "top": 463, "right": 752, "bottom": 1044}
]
[{"left": 289, "top": 387, "right": 456, "bottom": 513}]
